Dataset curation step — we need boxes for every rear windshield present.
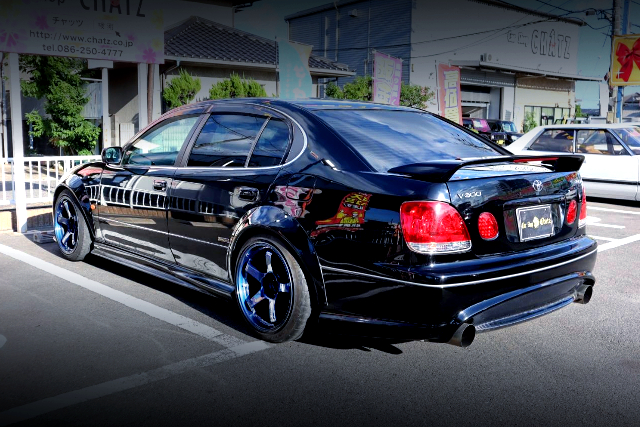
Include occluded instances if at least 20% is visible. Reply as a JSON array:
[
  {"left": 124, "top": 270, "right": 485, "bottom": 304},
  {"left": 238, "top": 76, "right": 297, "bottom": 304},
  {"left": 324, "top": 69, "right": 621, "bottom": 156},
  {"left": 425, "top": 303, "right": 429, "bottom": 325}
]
[{"left": 314, "top": 109, "right": 502, "bottom": 171}]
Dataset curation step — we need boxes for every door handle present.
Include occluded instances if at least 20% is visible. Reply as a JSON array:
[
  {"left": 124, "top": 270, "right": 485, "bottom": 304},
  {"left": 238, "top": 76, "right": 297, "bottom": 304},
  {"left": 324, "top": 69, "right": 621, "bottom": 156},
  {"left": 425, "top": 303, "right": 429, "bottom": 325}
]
[
  {"left": 238, "top": 187, "right": 260, "bottom": 202},
  {"left": 153, "top": 180, "right": 167, "bottom": 191}
]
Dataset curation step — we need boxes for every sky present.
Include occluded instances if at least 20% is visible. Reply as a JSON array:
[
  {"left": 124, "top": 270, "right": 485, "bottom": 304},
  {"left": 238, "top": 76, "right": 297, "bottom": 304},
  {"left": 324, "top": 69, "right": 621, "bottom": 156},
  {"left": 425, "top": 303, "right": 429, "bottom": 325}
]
[{"left": 235, "top": 0, "right": 640, "bottom": 109}]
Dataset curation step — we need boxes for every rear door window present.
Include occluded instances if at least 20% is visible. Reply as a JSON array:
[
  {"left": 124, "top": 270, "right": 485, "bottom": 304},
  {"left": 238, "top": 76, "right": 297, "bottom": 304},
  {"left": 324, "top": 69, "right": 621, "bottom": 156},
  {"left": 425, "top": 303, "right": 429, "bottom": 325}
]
[
  {"left": 248, "top": 119, "right": 290, "bottom": 167},
  {"left": 528, "top": 129, "right": 574, "bottom": 152},
  {"left": 187, "top": 114, "right": 267, "bottom": 167},
  {"left": 313, "top": 110, "right": 502, "bottom": 172}
]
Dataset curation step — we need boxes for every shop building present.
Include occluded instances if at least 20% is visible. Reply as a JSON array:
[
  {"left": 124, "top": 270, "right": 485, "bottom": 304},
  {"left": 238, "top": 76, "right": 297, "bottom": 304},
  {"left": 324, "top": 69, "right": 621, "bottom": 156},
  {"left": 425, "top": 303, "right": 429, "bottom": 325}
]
[{"left": 285, "top": 0, "right": 602, "bottom": 131}]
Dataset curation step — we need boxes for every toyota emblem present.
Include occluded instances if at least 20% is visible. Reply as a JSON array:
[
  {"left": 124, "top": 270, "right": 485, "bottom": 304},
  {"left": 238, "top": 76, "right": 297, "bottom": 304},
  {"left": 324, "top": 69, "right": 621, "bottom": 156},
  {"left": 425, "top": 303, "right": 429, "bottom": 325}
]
[{"left": 532, "top": 180, "right": 543, "bottom": 192}]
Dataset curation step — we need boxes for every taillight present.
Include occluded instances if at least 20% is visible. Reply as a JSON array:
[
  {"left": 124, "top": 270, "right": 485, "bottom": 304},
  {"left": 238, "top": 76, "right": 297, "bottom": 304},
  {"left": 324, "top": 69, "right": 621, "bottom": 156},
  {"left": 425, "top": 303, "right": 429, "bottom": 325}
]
[
  {"left": 566, "top": 199, "right": 577, "bottom": 225},
  {"left": 400, "top": 201, "right": 471, "bottom": 254},
  {"left": 578, "top": 186, "right": 587, "bottom": 228},
  {"left": 478, "top": 212, "right": 499, "bottom": 240}
]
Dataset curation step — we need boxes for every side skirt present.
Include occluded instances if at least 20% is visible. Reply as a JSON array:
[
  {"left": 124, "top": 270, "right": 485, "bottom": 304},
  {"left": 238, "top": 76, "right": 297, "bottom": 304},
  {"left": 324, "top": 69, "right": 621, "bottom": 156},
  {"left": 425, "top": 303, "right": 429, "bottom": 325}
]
[{"left": 92, "top": 243, "right": 235, "bottom": 299}]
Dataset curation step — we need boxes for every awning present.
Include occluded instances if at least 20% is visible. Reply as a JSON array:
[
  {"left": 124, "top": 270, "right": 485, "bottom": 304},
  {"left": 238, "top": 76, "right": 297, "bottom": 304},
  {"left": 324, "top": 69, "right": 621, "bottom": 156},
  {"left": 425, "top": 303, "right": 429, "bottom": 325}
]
[{"left": 451, "top": 60, "right": 602, "bottom": 82}]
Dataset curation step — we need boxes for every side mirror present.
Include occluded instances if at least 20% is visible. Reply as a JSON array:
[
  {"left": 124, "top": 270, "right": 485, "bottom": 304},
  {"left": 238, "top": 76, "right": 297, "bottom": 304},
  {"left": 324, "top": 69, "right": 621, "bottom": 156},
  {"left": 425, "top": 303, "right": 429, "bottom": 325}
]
[{"left": 102, "top": 147, "right": 122, "bottom": 165}]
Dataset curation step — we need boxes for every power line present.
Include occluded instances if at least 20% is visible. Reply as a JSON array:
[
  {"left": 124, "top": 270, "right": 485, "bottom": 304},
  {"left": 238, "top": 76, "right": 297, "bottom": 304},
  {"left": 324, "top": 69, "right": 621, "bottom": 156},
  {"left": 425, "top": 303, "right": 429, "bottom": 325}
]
[
  {"left": 496, "top": 0, "right": 613, "bottom": 36},
  {"left": 309, "top": 18, "right": 569, "bottom": 55}
]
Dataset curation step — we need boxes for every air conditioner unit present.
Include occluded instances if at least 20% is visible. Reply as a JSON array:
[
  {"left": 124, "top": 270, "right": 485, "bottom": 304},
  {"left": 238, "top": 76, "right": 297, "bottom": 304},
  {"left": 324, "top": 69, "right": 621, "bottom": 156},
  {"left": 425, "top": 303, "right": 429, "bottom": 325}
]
[{"left": 481, "top": 53, "right": 492, "bottom": 62}]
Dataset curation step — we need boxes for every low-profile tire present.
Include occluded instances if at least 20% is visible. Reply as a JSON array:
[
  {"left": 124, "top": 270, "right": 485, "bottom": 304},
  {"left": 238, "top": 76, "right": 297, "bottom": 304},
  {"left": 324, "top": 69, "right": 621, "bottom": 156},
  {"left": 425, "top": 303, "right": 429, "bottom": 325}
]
[
  {"left": 234, "top": 235, "right": 312, "bottom": 343},
  {"left": 53, "top": 190, "right": 92, "bottom": 261}
]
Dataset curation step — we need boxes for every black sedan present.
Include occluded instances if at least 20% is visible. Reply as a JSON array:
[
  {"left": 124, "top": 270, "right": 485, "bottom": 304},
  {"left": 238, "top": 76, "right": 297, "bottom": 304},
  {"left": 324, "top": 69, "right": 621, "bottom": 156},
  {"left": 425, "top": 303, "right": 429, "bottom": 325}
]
[{"left": 53, "top": 99, "right": 597, "bottom": 346}]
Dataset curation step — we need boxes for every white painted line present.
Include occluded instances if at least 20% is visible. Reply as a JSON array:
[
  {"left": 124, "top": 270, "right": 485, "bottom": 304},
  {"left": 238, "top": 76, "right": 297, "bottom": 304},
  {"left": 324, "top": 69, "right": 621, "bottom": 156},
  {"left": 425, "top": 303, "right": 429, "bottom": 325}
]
[
  {"left": 0, "top": 341, "right": 270, "bottom": 427},
  {"left": 585, "top": 217, "right": 625, "bottom": 229},
  {"left": 597, "top": 234, "right": 640, "bottom": 253},
  {"left": 0, "top": 244, "right": 245, "bottom": 348},
  {"left": 589, "top": 236, "right": 617, "bottom": 241},
  {"left": 589, "top": 206, "right": 640, "bottom": 215},
  {"left": 588, "top": 223, "right": 626, "bottom": 229}
]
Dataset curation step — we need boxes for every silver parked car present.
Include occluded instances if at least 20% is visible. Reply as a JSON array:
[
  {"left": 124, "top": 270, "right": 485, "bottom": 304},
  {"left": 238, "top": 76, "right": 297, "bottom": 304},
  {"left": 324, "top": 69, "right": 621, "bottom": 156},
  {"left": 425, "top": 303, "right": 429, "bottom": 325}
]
[{"left": 508, "top": 123, "right": 640, "bottom": 201}]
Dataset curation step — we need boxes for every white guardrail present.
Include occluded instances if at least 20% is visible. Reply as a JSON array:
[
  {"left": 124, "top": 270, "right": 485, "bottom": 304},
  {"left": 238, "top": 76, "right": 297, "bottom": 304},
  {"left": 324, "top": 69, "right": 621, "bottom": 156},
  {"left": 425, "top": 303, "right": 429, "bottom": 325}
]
[{"left": 0, "top": 156, "right": 101, "bottom": 206}]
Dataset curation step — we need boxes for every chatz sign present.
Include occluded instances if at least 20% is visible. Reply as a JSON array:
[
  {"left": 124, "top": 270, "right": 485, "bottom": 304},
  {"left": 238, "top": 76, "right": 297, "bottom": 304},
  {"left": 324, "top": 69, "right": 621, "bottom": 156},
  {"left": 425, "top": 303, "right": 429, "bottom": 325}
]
[
  {"left": 0, "top": 0, "right": 164, "bottom": 63},
  {"left": 489, "top": 22, "right": 580, "bottom": 75}
]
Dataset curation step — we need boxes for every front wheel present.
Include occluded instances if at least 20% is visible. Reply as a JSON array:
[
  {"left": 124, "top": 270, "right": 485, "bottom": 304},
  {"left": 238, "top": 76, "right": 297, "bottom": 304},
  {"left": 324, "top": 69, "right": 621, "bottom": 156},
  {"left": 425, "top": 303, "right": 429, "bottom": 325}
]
[
  {"left": 235, "top": 236, "right": 312, "bottom": 343},
  {"left": 54, "top": 190, "right": 92, "bottom": 261}
]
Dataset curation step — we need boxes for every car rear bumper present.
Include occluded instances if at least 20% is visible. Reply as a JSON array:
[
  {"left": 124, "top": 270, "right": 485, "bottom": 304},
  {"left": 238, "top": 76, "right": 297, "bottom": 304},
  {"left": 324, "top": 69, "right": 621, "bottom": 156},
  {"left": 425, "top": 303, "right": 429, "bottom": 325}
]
[{"left": 318, "top": 236, "right": 597, "bottom": 342}]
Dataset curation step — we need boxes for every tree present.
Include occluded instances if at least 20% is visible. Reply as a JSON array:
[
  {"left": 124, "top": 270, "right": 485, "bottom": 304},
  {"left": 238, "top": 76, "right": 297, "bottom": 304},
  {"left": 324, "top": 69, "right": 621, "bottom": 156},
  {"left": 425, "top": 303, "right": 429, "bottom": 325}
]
[
  {"left": 343, "top": 76, "right": 373, "bottom": 101},
  {"left": 163, "top": 69, "right": 201, "bottom": 109},
  {"left": 575, "top": 104, "right": 585, "bottom": 118},
  {"left": 325, "top": 81, "right": 344, "bottom": 99},
  {"left": 20, "top": 55, "right": 100, "bottom": 155},
  {"left": 209, "top": 73, "right": 267, "bottom": 99},
  {"left": 323, "top": 76, "right": 435, "bottom": 108},
  {"left": 399, "top": 83, "right": 436, "bottom": 109},
  {"left": 522, "top": 112, "right": 538, "bottom": 133}
]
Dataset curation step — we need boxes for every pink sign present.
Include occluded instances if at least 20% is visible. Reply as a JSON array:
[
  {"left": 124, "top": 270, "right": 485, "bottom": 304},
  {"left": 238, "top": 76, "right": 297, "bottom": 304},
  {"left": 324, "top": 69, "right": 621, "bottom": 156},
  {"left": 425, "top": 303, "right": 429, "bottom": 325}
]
[
  {"left": 437, "top": 64, "right": 462, "bottom": 125},
  {"left": 373, "top": 52, "right": 402, "bottom": 106}
]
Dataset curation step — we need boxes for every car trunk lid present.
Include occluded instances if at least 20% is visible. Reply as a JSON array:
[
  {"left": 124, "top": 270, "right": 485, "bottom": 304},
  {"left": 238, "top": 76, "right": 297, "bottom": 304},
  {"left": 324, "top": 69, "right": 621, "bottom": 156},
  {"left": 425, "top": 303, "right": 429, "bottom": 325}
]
[{"left": 390, "top": 155, "right": 585, "bottom": 255}]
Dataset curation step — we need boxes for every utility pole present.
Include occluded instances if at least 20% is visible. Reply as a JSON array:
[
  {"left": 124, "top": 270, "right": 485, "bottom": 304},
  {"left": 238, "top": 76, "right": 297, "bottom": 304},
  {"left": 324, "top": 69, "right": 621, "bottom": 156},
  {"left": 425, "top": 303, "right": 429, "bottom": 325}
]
[
  {"left": 614, "top": 0, "right": 631, "bottom": 123},
  {"left": 0, "top": 52, "right": 7, "bottom": 158}
]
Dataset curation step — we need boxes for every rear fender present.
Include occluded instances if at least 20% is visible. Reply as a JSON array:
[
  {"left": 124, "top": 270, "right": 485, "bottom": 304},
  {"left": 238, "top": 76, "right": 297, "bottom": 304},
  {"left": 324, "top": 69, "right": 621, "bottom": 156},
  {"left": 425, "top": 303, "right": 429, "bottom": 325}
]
[{"left": 227, "top": 205, "right": 327, "bottom": 307}]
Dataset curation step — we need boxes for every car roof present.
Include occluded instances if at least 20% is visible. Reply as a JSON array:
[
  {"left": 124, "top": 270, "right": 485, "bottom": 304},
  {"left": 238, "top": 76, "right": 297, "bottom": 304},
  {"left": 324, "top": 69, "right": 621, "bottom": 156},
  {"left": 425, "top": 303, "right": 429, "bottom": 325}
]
[
  {"left": 535, "top": 123, "right": 640, "bottom": 129},
  {"left": 171, "top": 98, "right": 418, "bottom": 113}
]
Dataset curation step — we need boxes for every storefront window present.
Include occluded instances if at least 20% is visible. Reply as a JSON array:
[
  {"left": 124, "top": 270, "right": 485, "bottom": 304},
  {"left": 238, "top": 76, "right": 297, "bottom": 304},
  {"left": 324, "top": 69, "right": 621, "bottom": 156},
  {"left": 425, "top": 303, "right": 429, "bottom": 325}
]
[{"left": 524, "top": 106, "right": 571, "bottom": 127}]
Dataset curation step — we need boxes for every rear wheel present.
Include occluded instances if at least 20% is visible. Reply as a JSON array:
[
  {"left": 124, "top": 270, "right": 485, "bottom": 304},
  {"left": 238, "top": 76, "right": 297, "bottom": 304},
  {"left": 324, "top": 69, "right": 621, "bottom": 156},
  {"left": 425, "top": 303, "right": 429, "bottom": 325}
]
[
  {"left": 54, "top": 191, "right": 91, "bottom": 261},
  {"left": 235, "top": 236, "right": 312, "bottom": 343}
]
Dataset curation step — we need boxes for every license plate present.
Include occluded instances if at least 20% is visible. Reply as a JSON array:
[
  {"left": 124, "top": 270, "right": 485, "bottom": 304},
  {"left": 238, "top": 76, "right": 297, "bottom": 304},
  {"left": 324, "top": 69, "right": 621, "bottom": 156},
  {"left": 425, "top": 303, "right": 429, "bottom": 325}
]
[
  {"left": 496, "top": 140, "right": 505, "bottom": 145},
  {"left": 516, "top": 205, "right": 554, "bottom": 241}
]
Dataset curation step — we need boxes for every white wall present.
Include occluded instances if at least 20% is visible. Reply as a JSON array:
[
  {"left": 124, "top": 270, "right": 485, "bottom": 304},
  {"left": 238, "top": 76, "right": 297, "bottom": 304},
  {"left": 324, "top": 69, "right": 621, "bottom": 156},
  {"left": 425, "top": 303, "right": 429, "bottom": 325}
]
[
  {"left": 410, "top": 0, "right": 581, "bottom": 115},
  {"left": 514, "top": 84, "right": 576, "bottom": 132}
]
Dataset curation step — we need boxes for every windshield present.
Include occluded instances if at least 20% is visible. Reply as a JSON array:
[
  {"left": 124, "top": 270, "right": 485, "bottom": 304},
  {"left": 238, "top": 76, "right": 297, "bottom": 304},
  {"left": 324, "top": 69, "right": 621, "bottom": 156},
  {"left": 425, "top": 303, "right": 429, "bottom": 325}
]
[
  {"left": 501, "top": 121, "right": 518, "bottom": 132},
  {"left": 611, "top": 127, "right": 640, "bottom": 154},
  {"left": 314, "top": 110, "right": 502, "bottom": 171}
]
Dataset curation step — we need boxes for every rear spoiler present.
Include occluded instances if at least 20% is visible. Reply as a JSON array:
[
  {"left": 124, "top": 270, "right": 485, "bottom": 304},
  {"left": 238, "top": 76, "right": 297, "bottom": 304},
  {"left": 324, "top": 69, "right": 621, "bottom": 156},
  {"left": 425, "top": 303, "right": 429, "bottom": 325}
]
[{"left": 387, "top": 155, "right": 584, "bottom": 183}]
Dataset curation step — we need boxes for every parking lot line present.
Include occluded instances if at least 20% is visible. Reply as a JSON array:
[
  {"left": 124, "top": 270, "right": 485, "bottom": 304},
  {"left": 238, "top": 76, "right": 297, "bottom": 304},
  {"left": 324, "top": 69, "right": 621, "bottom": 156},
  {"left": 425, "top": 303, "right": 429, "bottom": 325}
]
[
  {"left": 597, "top": 234, "right": 640, "bottom": 253},
  {"left": 585, "top": 217, "right": 625, "bottom": 229},
  {"left": 589, "top": 207, "right": 640, "bottom": 215},
  {"left": 589, "top": 236, "right": 616, "bottom": 241},
  {"left": 0, "top": 243, "right": 247, "bottom": 349},
  {"left": 0, "top": 340, "right": 269, "bottom": 427}
]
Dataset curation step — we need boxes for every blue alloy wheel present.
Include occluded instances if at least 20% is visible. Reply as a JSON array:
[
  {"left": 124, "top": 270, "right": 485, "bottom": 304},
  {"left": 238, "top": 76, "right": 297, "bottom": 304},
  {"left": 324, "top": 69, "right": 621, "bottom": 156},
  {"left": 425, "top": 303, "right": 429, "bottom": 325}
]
[
  {"left": 236, "top": 241, "right": 294, "bottom": 333},
  {"left": 55, "top": 197, "right": 79, "bottom": 255}
]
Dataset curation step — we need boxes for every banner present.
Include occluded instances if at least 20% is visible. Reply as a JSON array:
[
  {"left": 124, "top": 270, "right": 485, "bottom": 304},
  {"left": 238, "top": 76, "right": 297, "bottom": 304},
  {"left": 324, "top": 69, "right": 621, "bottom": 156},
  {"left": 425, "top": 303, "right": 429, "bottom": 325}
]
[
  {"left": 278, "top": 41, "right": 312, "bottom": 99},
  {"left": 373, "top": 51, "right": 402, "bottom": 105},
  {"left": 611, "top": 35, "right": 640, "bottom": 86},
  {"left": 0, "top": 0, "right": 164, "bottom": 64},
  {"left": 437, "top": 64, "right": 462, "bottom": 125}
]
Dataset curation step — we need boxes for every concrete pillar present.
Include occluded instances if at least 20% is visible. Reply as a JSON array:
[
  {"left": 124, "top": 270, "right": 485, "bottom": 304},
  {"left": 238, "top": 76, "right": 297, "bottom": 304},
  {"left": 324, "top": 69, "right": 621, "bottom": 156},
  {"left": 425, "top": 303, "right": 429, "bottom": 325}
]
[
  {"left": 9, "top": 53, "right": 27, "bottom": 233},
  {"left": 153, "top": 64, "right": 162, "bottom": 122},
  {"left": 102, "top": 68, "right": 110, "bottom": 149},
  {"left": 138, "top": 63, "right": 148, "bottom": 131}
]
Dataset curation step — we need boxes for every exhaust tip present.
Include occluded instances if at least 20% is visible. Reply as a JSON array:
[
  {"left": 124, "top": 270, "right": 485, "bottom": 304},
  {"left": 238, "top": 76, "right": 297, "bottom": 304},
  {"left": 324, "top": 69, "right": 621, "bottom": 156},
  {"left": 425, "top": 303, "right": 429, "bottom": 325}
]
[
  {"left": 447, "top": 323, "right": 475, "bottom": 348},
  {"left": 575, "top": 284, "right": 593, "bottom": 305}
]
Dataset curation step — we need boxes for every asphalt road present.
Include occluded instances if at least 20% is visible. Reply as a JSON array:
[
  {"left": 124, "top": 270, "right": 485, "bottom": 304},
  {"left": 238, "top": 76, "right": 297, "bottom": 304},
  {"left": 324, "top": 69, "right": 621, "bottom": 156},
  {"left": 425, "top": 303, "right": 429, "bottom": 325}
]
[{"left": 1, "top": 198, "right": 639, "bottom": 427}]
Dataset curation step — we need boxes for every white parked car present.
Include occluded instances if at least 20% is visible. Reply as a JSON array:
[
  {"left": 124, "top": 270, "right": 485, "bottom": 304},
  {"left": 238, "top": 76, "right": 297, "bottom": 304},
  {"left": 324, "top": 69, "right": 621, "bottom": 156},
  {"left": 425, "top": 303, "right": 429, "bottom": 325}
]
[{"left": 508, "top": 124, "right": 640, "bottom": 201}]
